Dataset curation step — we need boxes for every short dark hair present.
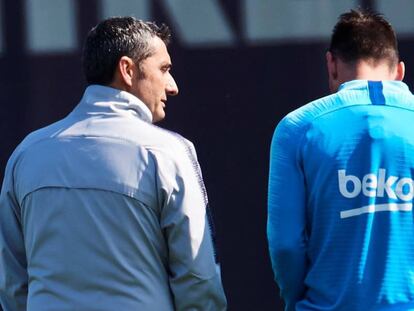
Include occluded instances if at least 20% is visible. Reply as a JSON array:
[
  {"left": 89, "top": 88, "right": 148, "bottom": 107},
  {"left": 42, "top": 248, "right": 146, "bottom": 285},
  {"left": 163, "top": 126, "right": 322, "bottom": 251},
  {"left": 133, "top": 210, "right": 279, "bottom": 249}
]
[
  {"left": 329, "top": 9, "right": 399, "bottom": 67},
  {"left": 82, "top": 17, "right": 171, "bottom": 85}
]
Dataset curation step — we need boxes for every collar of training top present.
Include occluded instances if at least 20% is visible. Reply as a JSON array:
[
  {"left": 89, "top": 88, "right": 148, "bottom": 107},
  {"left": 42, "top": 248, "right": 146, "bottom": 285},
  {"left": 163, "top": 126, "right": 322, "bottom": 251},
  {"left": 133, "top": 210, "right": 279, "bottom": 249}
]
[
  {"left": 338, "top": 80, "right": 410, "bottom": 94},
  {"left": 80, "top": 85, "right": 153, "bottom": 123}
]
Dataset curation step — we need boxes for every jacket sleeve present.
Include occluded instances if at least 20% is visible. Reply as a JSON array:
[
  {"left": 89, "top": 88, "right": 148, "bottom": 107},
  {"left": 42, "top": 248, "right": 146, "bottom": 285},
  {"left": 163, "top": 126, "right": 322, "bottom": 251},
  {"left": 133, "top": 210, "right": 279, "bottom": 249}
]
[
  {"left": 0, "top": 156, "right": 28, "bottom": 310},
  {"left": 267, "top": 117, "right": 308, "bottom": 311},
  {"left": 153, "top": 140, "right": 227, "bottom": 311}
]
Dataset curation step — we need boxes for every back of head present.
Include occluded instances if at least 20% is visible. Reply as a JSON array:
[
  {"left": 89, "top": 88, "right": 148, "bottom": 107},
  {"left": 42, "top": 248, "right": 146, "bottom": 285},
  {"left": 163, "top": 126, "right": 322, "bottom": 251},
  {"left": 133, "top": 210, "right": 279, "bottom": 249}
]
[
  {"left": 82, "top": 16, "right": 171, "bottom": 86},
  {"left": 329, "top": 9, "right": 399, "bottom": 68}
]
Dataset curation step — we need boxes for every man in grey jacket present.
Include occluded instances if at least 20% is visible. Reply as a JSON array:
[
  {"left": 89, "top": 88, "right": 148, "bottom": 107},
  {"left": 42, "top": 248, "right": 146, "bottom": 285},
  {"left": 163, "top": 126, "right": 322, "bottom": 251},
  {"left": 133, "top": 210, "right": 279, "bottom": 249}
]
[{"left": 0, "top": 17, "right": 227, "bottom": 310}]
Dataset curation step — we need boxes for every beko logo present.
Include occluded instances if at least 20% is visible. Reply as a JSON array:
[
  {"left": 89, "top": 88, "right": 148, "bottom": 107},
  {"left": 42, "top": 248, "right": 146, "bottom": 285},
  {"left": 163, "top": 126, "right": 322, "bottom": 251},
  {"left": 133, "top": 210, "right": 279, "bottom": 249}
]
[
  {"left": 338, "top": 169, "right": 414, "bottom": 201},
  {"left": 338, "top": 169, "right": 414, "bottom": 219}
]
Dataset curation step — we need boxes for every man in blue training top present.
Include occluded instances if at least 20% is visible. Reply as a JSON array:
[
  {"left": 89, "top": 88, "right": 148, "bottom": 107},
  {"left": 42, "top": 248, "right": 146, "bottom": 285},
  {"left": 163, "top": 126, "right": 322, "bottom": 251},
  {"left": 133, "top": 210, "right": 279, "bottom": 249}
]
[{"left": 267, "top": 9, "right": 414, "bottom": 311}]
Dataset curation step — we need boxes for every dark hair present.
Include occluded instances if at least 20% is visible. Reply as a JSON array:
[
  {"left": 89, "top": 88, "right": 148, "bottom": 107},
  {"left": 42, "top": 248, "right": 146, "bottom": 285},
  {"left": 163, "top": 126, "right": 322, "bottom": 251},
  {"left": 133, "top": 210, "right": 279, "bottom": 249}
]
[
  {"left": 82, "top": 17, "right": 171, "bottom": 85},
  {"left": 329, "top": 9, "right": 399, "bottom": 67}
]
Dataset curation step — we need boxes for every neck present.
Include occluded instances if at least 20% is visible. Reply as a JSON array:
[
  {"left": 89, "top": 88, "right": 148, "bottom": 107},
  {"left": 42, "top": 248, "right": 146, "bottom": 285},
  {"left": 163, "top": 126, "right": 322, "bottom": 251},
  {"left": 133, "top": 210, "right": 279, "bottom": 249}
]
[
  {"left": 108, "top": 80, "right": 129, "bottom": 93},
  {"left": 346, "top": 60, "right": 396, "bottom": 81},
  {"left": 328, "top": 57, "right": 404, "bottom": 93}
]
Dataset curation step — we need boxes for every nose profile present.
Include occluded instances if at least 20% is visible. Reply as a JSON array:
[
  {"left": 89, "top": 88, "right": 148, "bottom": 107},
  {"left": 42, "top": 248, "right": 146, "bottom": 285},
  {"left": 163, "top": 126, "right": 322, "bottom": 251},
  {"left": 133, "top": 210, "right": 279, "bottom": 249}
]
[{"left": 166, "top": 75, "right": 179, "bottom": 96}]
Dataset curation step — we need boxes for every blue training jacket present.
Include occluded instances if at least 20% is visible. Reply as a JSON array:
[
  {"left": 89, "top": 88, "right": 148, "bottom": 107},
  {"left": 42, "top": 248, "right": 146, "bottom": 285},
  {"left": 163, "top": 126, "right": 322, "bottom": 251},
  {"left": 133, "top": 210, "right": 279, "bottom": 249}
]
[{"left": 268, "top": 80, "right": 414, "bottom": 311}]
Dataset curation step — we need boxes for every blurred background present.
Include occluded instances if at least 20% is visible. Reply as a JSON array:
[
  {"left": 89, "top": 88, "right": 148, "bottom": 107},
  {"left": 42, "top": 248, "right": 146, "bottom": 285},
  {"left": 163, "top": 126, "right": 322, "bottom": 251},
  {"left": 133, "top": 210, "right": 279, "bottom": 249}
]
[{"left": 2, "top": 0, "right": 414, "bottom": 310}]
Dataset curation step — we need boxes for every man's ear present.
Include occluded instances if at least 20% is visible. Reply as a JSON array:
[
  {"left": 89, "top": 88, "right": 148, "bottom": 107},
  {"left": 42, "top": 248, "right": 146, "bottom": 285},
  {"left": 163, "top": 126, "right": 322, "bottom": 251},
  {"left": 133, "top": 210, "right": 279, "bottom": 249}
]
[
  {"left": 326, "top": 51, "right": 338, "bottom": 80},
  {"left": 394, "top": 61, "right": 405, "bottom": 81},
  {"left": 117, "top": 56, "right": 136, "bottom": 87},
  {"left": 326, "top": 51, "right": 340, "bottom": 93}
]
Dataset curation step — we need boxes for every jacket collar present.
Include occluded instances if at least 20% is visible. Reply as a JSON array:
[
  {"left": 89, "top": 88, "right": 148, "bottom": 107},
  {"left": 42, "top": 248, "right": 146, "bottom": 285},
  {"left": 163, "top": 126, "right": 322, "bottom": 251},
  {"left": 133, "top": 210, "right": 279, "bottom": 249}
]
[
  {"left": 77, "top": 85, "right": 153, "bottom": 123},
  {"left": 338, "top": 80, "right": 410, "bottom": 93}
]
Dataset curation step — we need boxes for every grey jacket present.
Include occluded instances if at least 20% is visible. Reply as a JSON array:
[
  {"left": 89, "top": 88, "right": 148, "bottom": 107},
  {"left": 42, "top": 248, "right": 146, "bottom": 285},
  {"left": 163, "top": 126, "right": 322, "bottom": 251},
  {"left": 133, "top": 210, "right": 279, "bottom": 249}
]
[{"left": 0, "top": 85, "right": 227, "bottom": 310}]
